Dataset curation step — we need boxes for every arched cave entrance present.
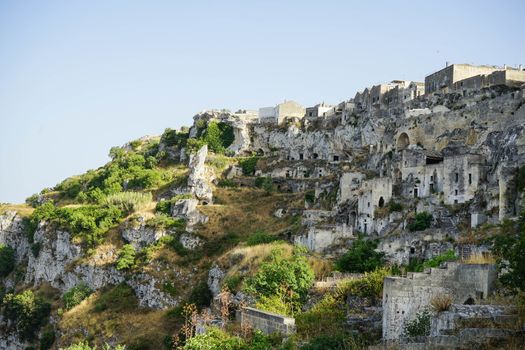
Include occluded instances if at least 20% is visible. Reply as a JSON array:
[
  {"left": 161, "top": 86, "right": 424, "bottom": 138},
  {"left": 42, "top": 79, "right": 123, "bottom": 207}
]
[
  {"left": 397, "top": 132, "right": 410, "bottom": 151},
  {"left": 464, "top": 297, "right": 475, "bottom": 305},
  {"left": 378, "top": 197, "right": 385, "bottom": 208}
]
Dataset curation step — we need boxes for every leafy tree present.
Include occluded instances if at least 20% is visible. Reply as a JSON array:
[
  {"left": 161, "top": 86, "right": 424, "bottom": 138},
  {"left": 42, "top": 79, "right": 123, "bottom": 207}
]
[
  {"left": 245, "top": 246, "right": 314, "bottom": 313},
  {"left": 116, "top": 244, "right": 136, "bottom": 270},
  {"left": 2, "top": 290, "right": 51, "bottom": 340},
  {"left": 0, "top": 244, "right": 15, "bottom": 277},
  {"left": 63, "top": 283, "right": 93, "bottom": 310},
  {"left": 493, "top": 213, "right": 525, "bottom": 291},
  {"left": 335, "top": 237, "right": 385, "bottom": 273},
  {"left": 407, "top": 212, "right": 433, "bottom": 232},
  {"left": 238, "top": 156, "right": 259, "bottom": 176}
]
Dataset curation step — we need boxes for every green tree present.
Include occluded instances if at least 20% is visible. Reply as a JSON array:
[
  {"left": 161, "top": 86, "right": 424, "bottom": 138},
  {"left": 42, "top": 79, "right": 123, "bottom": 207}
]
[
  {"left": 0, "top": 244, "right": 15, "bottom": 277},
  {"left": 245, "top": 247, "right": 314, "bottom": 313},
  {"left": 3, "top": 290, "right": 51, "bottom": 340},
  {"left": 63, "top": 283, "right": 93, "bottom": 310},
  {"left": 116, "top": 244, "right": 136, "bottom": 270},
  {"left": 335, "top": 237, "right": 385, "bottom": 273},
  {"left": 493, "top": 213, "right": 525, "bottom": 291},
  {"left": 407, "top": 212, "right": 433, "bottom": 232}
]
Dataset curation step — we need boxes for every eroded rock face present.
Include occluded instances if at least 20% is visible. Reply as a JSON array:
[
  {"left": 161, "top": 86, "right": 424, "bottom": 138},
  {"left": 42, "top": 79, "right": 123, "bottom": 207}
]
[
  {"left": 128, "top": 274, "right": 179, "bottom": 309},
  {"left": 0, "top": 211, "right": 30, "bottom": 262},
  {"left": 180, "top": 232, "right": 203, "bottom": 250},
  {"left": 121, "top": 216, "right": 168, "bottom": 249},
  {"left": 207, "top": 264, "right": 224, "bottom": 297},
  {"left": 187, "top": 145, "right": 213, "bottom": 204},
  {"left": 25, "top": 224, "right": 81, "bottom": 290},
  {"left": 171, "top": 199, "right": 208, "bottom": 232}
]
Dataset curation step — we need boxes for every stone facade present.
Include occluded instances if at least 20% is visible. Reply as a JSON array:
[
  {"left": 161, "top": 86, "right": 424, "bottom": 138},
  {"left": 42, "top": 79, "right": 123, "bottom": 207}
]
[
  {"left": 258, "top": 100, "right": 305, "bottom": 124},
  {"left": 382, "top": 262, "right": 498, "bottom": 340}
]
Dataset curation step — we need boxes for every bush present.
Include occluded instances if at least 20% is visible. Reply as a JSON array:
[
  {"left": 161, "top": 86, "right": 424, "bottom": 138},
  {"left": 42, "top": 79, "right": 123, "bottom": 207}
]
[
  {"left": 63, "top": 283, "right": 93, "bottom": 310},
  {"left": 408, "top": 249, "right": 457, "bottom": 272},
  {"left": 431, "top": 294, "right": 453, "bottom": 312},
  {"left": 217, "top": 179, "right": 237, "bottom": 188},
  {"left": 300, "top": 335, "right": 365, "bottom": 350},
  {"left": 246, "top": 231, "right": 279, "bottom": 246},
  {"left": 155, "top": 199, "right": 172, "bottom": 215},
  {"left": 255, "top": 177, "right": 274, "bottom": 193},
  {"left": 224, "top": 274, "right": 242, "bottom": 292},
  {"left": 407, "top": 212, "right": 433, "bottom": 232},
  {"left": 389, "top": 201, "right": 403, "bottom": 212},
  {"left": 335, "top": 237, "right": 385, "bottom": 273},
  {"left": 403, "top": 310, "right": 432, "bottom": 337},
  {"left": 2, "top": 290, "right": 51, "bottom": 340},
  {"left": 201, "top": 121, "right": 235, "bottom": 153},
  {"left": 184, "top": 327, "right": 244, "bottom": 350},
  {"left": 188, "top": 280, "right": 213, "bottom": 308},
  {"left": 116, "top": 244, "right": 136, "bottom": 270},
  {"left": 304, "top": 190, "right": 315, "bottom": 204},
  {"left": 0, "top": 244, "right": 15, "bottom": 277},
  {"left": 238, "top": 156, "right": 258, "bottom": 176},
  {"left": 39, "top": 326, "right": 56, "bottom": 350},
  {"left": 93, "top": 283, "right": 137, "bottom": 313},
  {"left": 161, "top": 128, "right": 189, "bottom": 148},
  {"left": 344, "top": 267, "right": 390, "bottom": 303},
  {"left": 103, "top": 191, "right": 152, "bottom": 214},
  {"left": 146, "top": 214, "right": 185, "bottom": 230},
  {"left": 492, "top": 213, "right": 525, "bottom": 291},
  {"left": 186, "top": 138, "right": 207, "bottom": 154},
  {"left": 245, "top": 246, "right": 314, "bottom": 313},
  {"left": 62, "top": 341, "right": 126, "bottom": 350}
]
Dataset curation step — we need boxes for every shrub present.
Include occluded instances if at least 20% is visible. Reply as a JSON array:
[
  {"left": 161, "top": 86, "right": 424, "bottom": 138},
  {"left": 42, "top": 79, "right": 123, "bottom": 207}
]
[
  {"left": 39, "top": 326, "right": 56, "bottom": 350},
  {"left": 146, "top": 214, "right": 185, "bottom": 230},
  {"left": 255, "top": 177, "right": 274, "bottom": 193},
  {"left": 300, "top": 335, "right": 366, "bottom": 350},
  {"left": 93, "top": 283, "right": 137, "bottom": 313},
  {"left": 492, "top": 213, "right": 525, "bottom": 291},
  {"left": 188, "top": 280, "right": 213, "bottom": 308},
  {"left": 2, "top": 290, "right": 51, "bottom": 340},
  {"left": 103, "top": 191, "right": 152, "bottom": 214},
  {"left": 186, "top": 138, "right": 207, "bottom": 154},
  {"left": 217, "top": 179, "right": 237, "bottom": 188},
  {"left": 245, "top": 246, "right": 314, "bottom": 313},
  {"left": 62, "top": 341, "right": 126, "bottom": 350},
  {"left": 184, "top": 327, "right": 244, "bottom": 350},
  {"left": 255, "top": 289, "right": 294, "bottom": 316},
  {"left": 201, "top": 121, "right": 235, "bottom": 153},
  {"left": 344, "top": 267, "right": 390, "bottom": 302},
  {"left": 155, "top": 199, "right": 172, "bottom": 215},
  {"left": 63, "top": 283, "right": 93, "bottom": 310},
  {"left": 0, "top": 244, "right": 15, "bottom": 277},
  {"left": 403, "top": 310, "right": 432, "bottom": 337},
  {"left": 224, "top": 274, "right": 242, "bottom": 292},
  {"left": 304, "top": 190, "right": 315, "bottom": 204},
  {"left": 431, "top": 294, "right": 453, "bottom": 312},
  {"left": 161, "top": 128, "right": 188, "bottom": 148},
  {"left": 238, "top": 156, "right": 259, "bottom": 176},
  {"left": 407, "top": 212, "right": 433, "bottom": 232},
  {"left": 25, "top": 193, "right": 41, "bottom": 207},
  {"left": 407, "top": 249, "right": 457, "bottom": 272},
  {"left": 116, "top": 244, "right": 136, "bottom": 270},
  {"left": 246, "top": 231, "right": 279, "bottom": 246},
  {"left": 389, "top": 201, "right": 403, "bottom": 212},
  {"left": 335, "top": 237, "right": 385, "bottom": 273}
]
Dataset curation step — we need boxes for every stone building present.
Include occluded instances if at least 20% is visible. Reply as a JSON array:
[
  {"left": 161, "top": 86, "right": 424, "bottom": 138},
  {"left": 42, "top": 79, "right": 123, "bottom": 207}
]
[
  {"left": 354, "top": 80, "right": 424, "bottom": 111},
  {"left": 382, "top": 262, "right": 498, "bottom": 340},
  {"left": 356, "top": 177, "right": 393, "bottom": 234},
  {"left": 258, "top": 100, "right": 305, "bottom": 124},
  {"left": 305, "top": 102, "right": 334, "bottom": 120},
  {"left": 425, "top": 63, "right": 525, "bottom": 94}
]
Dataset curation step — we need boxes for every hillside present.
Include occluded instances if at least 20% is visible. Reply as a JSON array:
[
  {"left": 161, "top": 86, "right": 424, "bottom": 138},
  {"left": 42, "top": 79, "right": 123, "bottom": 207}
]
[{"left": 1, "top": 73, "right": 525, "bottom": 350}]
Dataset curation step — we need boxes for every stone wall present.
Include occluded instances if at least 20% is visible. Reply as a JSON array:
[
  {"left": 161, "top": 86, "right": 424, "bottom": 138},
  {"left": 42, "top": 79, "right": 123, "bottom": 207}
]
[
  {"left": 238, "top": 307, "right": 296, "bottom": 335},
  {"left": 382, "top": 262, "right": 497, "bottom": 340}
]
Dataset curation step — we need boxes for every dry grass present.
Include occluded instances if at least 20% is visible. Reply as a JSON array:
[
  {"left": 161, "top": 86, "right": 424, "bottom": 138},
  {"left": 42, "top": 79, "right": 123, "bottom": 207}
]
[
  {"left": 462, "top": 252, "right": 496, "bottom": 265},
  {"left": 0, "top": 203, "right": 34, "bottom": 217},
  {"left": 308, "top": 256, "right": 333, "bottom": 280},
  {"left": 221, "top": 242, "right": 293, "bottom": 279},
  {"left": 431, "top": 294, "right": 453, "bottom": 312},
  {"left": 59, "top": 288, "right": 178, "bottom": 348},
  {"left": 197, "top": 187, "right": 303, "bottom": 240}
]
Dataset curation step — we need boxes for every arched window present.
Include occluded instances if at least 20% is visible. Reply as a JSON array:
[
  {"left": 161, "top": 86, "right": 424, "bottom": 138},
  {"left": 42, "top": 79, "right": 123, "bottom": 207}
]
[
  {"left": 397, "top": 132, "right": 410, "bottom": 150},
  {"left": 378, "top": 197, "right": 385, "bottom": 208}
]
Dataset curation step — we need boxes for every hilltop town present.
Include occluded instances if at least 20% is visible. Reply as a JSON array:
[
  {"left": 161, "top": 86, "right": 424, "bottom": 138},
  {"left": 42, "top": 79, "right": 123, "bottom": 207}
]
[{"left": 1, "top": 63, "right": 524, "bottom": 349}]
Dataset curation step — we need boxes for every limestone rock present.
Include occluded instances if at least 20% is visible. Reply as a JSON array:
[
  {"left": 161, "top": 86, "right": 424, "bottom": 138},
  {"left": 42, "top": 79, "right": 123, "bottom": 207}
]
[
  {"left": 0, "top": 211, "right": 29, "bottom": 263},
  {"left": 171, "top": 198, "right": 208, "bottom": 232},
  {"left": 207, "top": 264, "right": 224, "bottom": 297},
  {"left": 128, "top": 274, "right": 178, "bottom": 309},
  {"left": 121, "top": 216, "right": 167, "bottom": 249},
  {"left": 179, "top": 232, "right": 203, "bottom": 250},
  {"left": 187, "top": 144, "right": 213, "bottom": 204}
]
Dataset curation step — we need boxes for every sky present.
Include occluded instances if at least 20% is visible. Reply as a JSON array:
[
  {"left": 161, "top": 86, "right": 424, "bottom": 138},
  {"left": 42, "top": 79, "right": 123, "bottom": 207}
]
[{"left": 1, "top": 0, "right": 524, "bottom": 203}]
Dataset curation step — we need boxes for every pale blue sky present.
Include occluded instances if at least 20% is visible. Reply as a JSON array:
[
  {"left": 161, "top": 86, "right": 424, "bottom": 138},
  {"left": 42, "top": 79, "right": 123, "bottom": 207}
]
[{"left": 1, "top": 0, "right": 524, "bottom": 203}]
